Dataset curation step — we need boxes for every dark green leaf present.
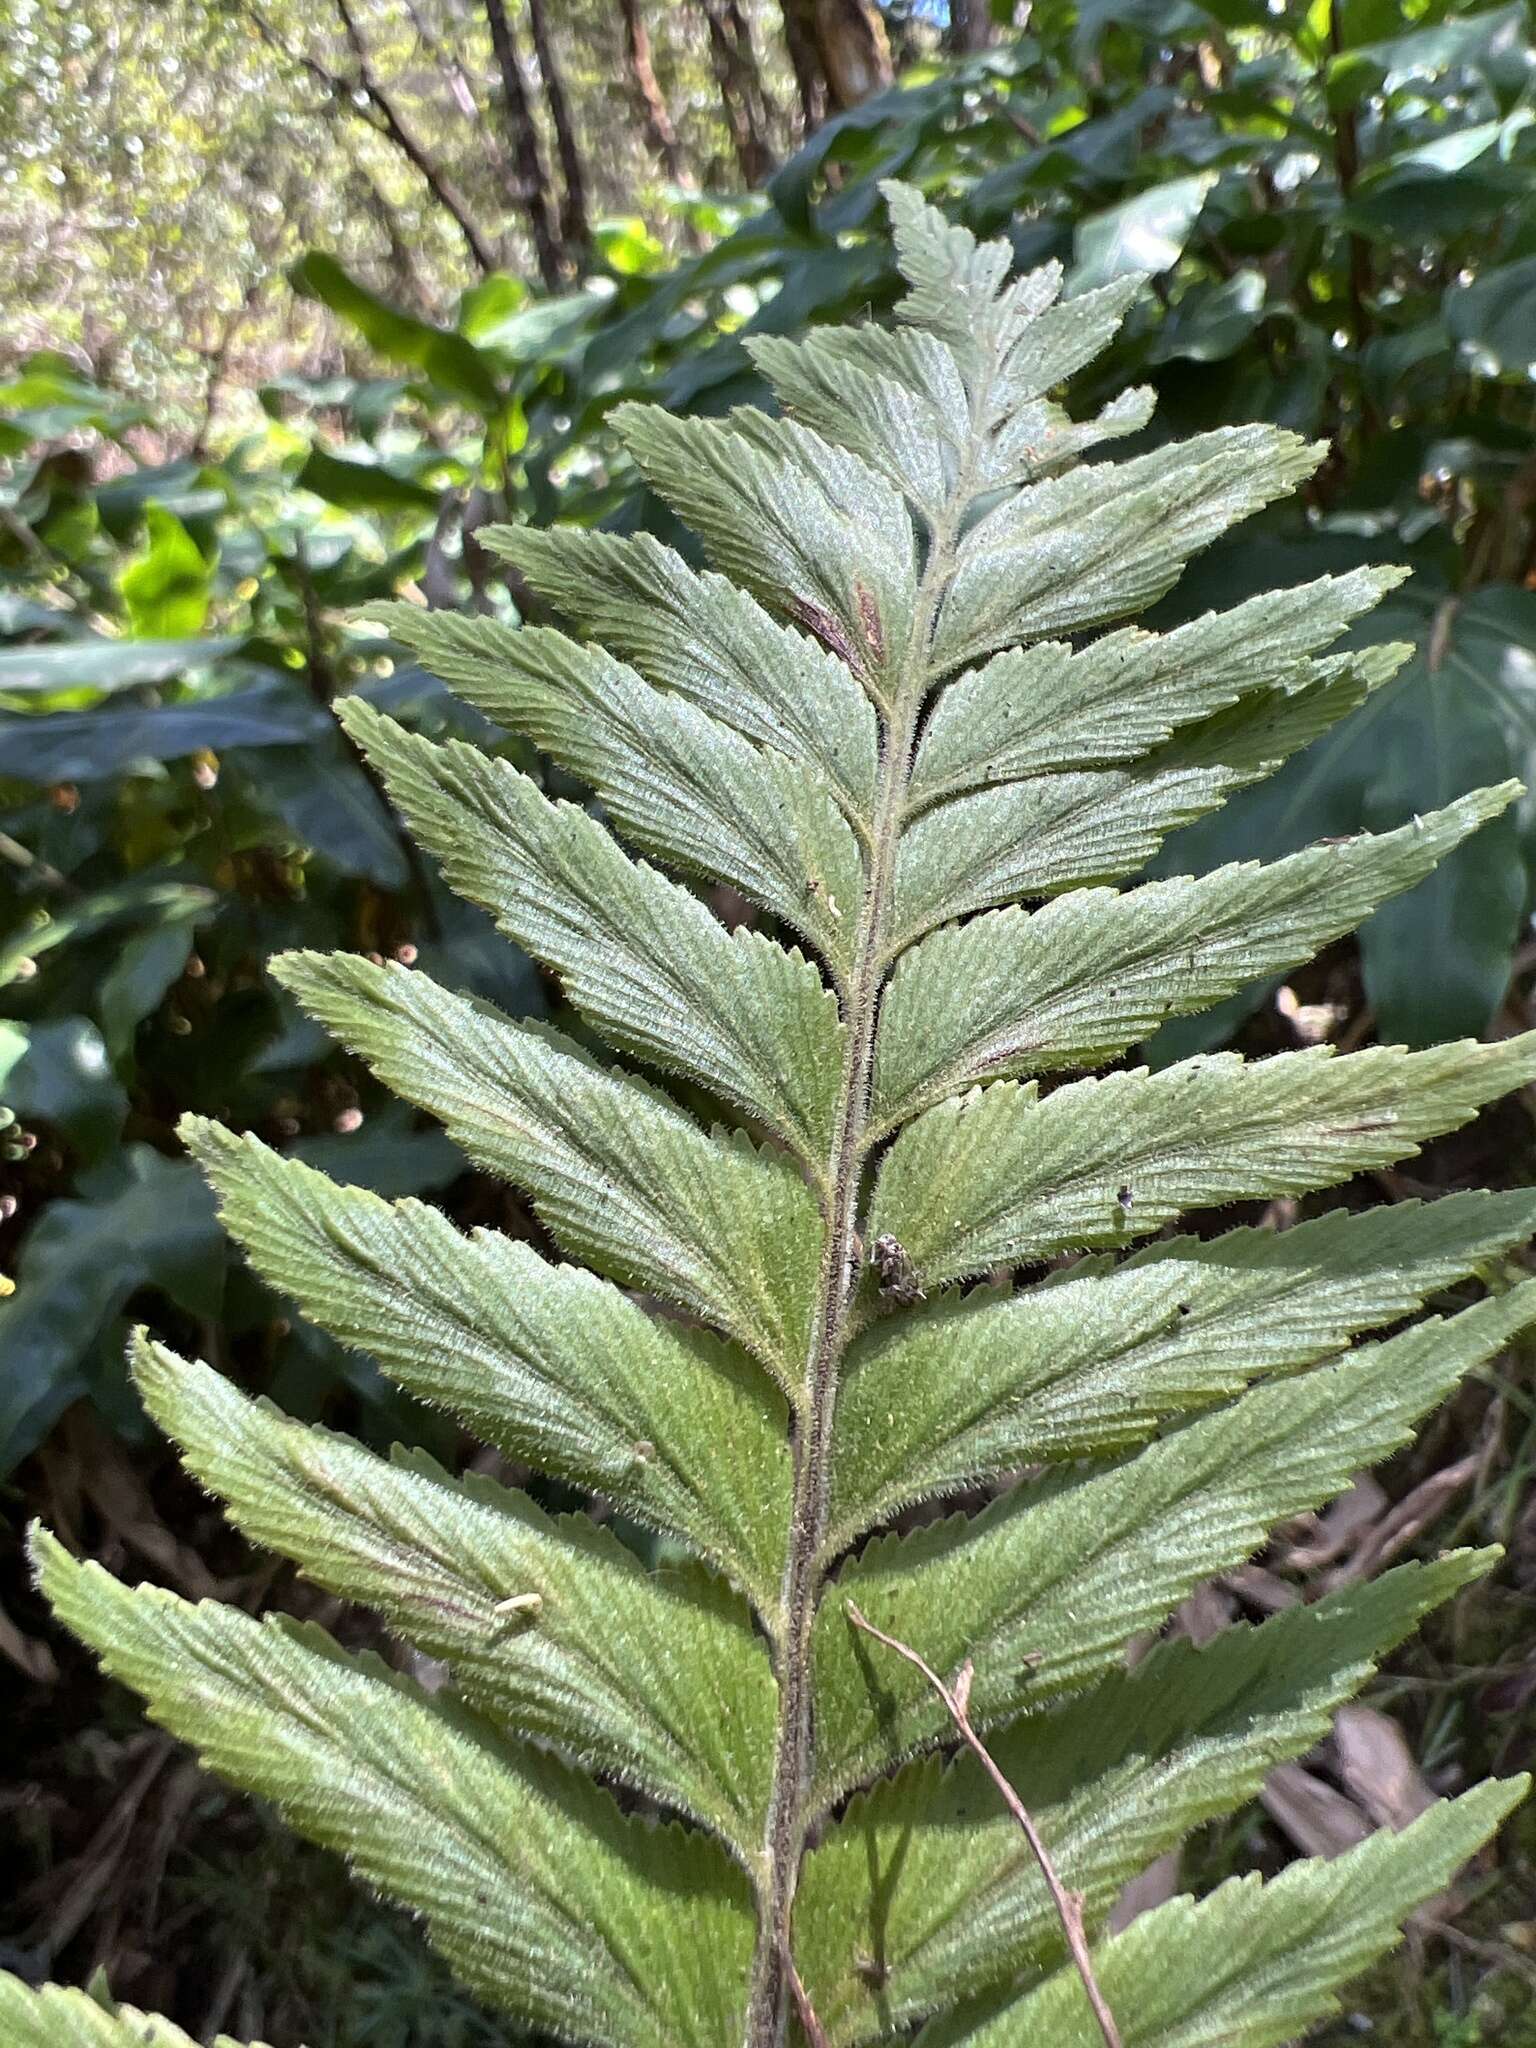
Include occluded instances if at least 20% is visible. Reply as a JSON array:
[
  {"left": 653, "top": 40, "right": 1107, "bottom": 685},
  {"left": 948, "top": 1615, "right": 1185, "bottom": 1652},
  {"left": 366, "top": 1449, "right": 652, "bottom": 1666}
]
[
  {"left": 0, "top": 1017, "right": 128, "bottom": 1158},
  {"left": 0, "top": 677, "right": 328, "bottom": 782},
  {"left": 296, "top": 447, "right": 441, "bottom": 516},
  {"left": 290, "top": 253, "right": 503, "bottom": 413},
  {"left": 1445, "top": 255, "right": 1536, "bottom": 372},
  {"left": 0, "top": 637, "right": 240, "bottom": 699},
  {"left": 0, "top": 1146, "right": 221, "bottom": 1473}
]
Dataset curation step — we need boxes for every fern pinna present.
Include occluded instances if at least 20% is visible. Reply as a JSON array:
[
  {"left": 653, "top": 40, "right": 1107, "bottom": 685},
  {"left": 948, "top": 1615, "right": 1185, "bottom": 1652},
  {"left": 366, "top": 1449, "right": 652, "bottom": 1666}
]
[{"left": 11, "top": 185, "right": 1536, "bottom": 2048}]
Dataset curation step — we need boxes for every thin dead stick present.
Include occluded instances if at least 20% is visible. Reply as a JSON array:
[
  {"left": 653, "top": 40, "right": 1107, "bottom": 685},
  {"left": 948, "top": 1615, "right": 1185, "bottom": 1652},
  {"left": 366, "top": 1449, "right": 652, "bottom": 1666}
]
[
  {"left": 846, "top": 1602, "right": 1123, "bottom": 2048},
  {"left": 783, "top": 1932, "right": 830, "bottom": 2048}
]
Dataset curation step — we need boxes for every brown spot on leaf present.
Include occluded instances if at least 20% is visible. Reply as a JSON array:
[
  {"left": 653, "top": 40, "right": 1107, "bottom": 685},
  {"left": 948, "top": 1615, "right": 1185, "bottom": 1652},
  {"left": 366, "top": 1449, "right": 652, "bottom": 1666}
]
[
  {"left": 854, "top": 582, "right": 884, "bottom": 667},
  {"left": 789, "top": 597, "right": 859, "bottom": 669}
]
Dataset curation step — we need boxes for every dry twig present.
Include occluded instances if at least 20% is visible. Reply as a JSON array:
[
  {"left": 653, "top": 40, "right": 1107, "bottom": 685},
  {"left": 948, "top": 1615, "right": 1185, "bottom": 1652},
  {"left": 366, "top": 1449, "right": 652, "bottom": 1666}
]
[
  {"left": 846, "top": 1603, "right": 1123, "bottom": 2048},
  {"left": 783, "top": 1933, "right": 830, "bottom": 2048}
]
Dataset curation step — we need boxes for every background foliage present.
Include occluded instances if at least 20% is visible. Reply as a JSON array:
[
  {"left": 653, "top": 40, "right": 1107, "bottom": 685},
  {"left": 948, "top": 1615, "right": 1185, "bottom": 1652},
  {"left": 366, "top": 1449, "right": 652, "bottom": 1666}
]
[{"left": 5, "top": 2, "right": 1536, "bottom": 2042}]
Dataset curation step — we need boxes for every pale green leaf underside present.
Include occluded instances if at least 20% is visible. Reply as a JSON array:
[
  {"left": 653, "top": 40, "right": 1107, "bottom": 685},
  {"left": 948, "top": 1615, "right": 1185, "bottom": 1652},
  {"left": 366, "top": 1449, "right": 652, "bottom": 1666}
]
[
  {"left": 481, "top": 523, "right": 880, "bottom": 822},
  {"left": 928, "top": 426, "right": 1325, "bottom": 674},
  {"left": 34, "top": 1533, "right": 754, "bottom": 2048},
  {"left": 270, "top": 951, "right": 821, "bottom": 1384},
  {"left": 884, "top": 179, "right": 1056, "bottom": 352},
  {"left": 814, "top": 1279, "right": 1536, "bottom": 1803},
  {"left": 831, "top": 1185, "right": 1536, "bottom": 1546},
  {"left": 0, "top": 1979, "right": 266, "bottom": 2048},
  {"left": 747, "top": 327, "right": 1151, "bottom": 517},
  {"left": 873, "top": 1033, "right": 1536, "bottom": 1293},
  {"left": 367, "top": 605, "right": 864, "bottom": 974},
  {"left": 133, "top": 1335, "right": 776, "bottom": 1851},
  {"left": 882, "top": 183, "right": 1143, "bottom": 410},
  {"left": 942, "top": 1780, "right": 1528, "bottom": 2048},
  {"left": 614, "top": 402, "right": 915, "bottom": 692},
  {"left": 798, "top": 1553, "right": 1492, "bottom": 2042},
  {"left": 339, "top": 695, "right": 844, "bottom": 1163},
  {"left": 182, "top": 1120, "right": 790, "bottom": 1611},
  {"left": 754, "top": 263, "right": 1153, "bottom": 518},
  {"left": 887, "top": 658, "right": 1396, "bottom": 946},
  {"left": 908, "top": 565, "right": 1405, "bottom": 808},
  {"left": 875, "top": 783, "right": 1515, "bottom": 1125},
  {"left": 747, "top": 328, "right": 960, "bottom": 518}
]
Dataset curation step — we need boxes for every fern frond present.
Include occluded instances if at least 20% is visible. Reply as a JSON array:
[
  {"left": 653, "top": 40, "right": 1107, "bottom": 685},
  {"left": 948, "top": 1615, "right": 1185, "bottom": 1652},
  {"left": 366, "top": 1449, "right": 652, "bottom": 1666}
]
[
  {"left": 30, "top": 181, "right": 1536, "bottom": 2048},
  {"left": 872, "top": 1037, "right": 1536, "bottom": 1291},
  {"left": 831, "top": 1188, "right": 1536, "bottom": 1542},
  {"left": 929, "top": 425, "right": 1325, "bottom": 673},
  {"left": 881, "top": 186, "right": 1138, "bottom": 403},
  {"left": 908, "top": 566, "right": 1405, "bottom": 807},
  {"left": 745, "top": 332, "right": 1152, "bottom": 515},
  {"left": 472, "top": 528, "right": 880, "bottom": 822},
  {"left": 269, "top": 952, "right": 821, "bottom": 1381},
  {"left": 816, "top": 1280, "right": 1536, "bottom": 1801},
  {"left": 338, "top": 696, "right": 844, "bottom": 1160},
  {"left": 875, "top": 784, "right": 1517, "bottom": 1121},
  {"left": 888, "top": 655, "right": 1398, "bottom": 945},
  {"left": 362, "top": 609, "right": 865, "bottom": 971},
  {"left": 613, "top": 405, "right": 915, "bottom": 692}
]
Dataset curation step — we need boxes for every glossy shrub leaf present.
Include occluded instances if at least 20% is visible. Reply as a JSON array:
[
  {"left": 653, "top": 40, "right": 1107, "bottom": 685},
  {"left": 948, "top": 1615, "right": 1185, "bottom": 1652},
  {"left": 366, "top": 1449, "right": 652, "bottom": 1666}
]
[
  {"left": 1071, "top": 172, "right": 1217, "bottom": 292},
  {"left": 0, "top": 1147, "right": 221, "bottom": 1475},
  {"left": 0, "top": 676, "right": 329, "bottom": 782},
  {"left": 1445, "top": 253, "right": 1536, "bottom": 370},
  {"left": 1152, "top": 579, "right": 1536, "bottom": 1047},
  {"left": 0, "top": 635, "right": 239, "bottom": 697},
  {"left": 290, "top": 252, "right": 503, "bottom": 414},
  {"left": 117, "top": 504, "right": 212, "bottom": 638},
  {"left": 296, "top": 446, "right": 441, "bottom": 516}
]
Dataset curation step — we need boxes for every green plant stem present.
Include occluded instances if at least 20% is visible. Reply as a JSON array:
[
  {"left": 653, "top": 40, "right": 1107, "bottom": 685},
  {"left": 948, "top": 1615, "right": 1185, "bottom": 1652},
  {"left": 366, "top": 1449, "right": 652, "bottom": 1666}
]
[
  {"left": 743, "top": 668, "right": 918, "bottom": 2047},
  {"left": 744, "top": 410, "right": 983, "bottom": 2048}
]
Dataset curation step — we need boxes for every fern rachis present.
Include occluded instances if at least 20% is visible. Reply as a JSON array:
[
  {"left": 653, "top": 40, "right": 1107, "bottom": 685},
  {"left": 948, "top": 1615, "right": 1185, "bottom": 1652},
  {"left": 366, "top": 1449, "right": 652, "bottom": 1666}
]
[{"left": 10, "top": 184, "right": 1536, "bottom": 2048}]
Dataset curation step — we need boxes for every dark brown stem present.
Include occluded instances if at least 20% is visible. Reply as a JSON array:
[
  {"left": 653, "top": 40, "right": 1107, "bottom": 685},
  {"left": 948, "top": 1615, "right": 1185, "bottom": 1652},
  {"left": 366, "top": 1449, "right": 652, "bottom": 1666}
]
[
  {"left": 482, "top": 0, "right": 564, "bottom": 288},
  {"left": 615, "top": 0, "right": 687, "bottom": 184},
  {"left": 809, "top": 0, "right": 893, "bottom": 111},
  {"left": 777, "top": 0, "right": 826, "bottom": 136},
  {"left": 846, "top": 1605, "right": 1124, "bottom": 2048},
  {"left": 332, "top": 0, "right": 497, "bottom": 274},
  {"left": 783, "top": 1937, "right": 830, "bottom": 2048},
  {"left": 189, "top": 279, "right": 264, "bottom": 461},
  {"left": 947, "top": 0, "right": 995, "bottom": 52},
  {"left": 988, "top": 93, "right": 1043, "bottom": 146},
  {"left": 700, "top": 0, "right": 776, "bottom": 184},
  {"left": 525, "top": 0, "right": 590, "bottom": 263},
  {"left": 247, "top": 1, "right": 494, "bottom": 275}
]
